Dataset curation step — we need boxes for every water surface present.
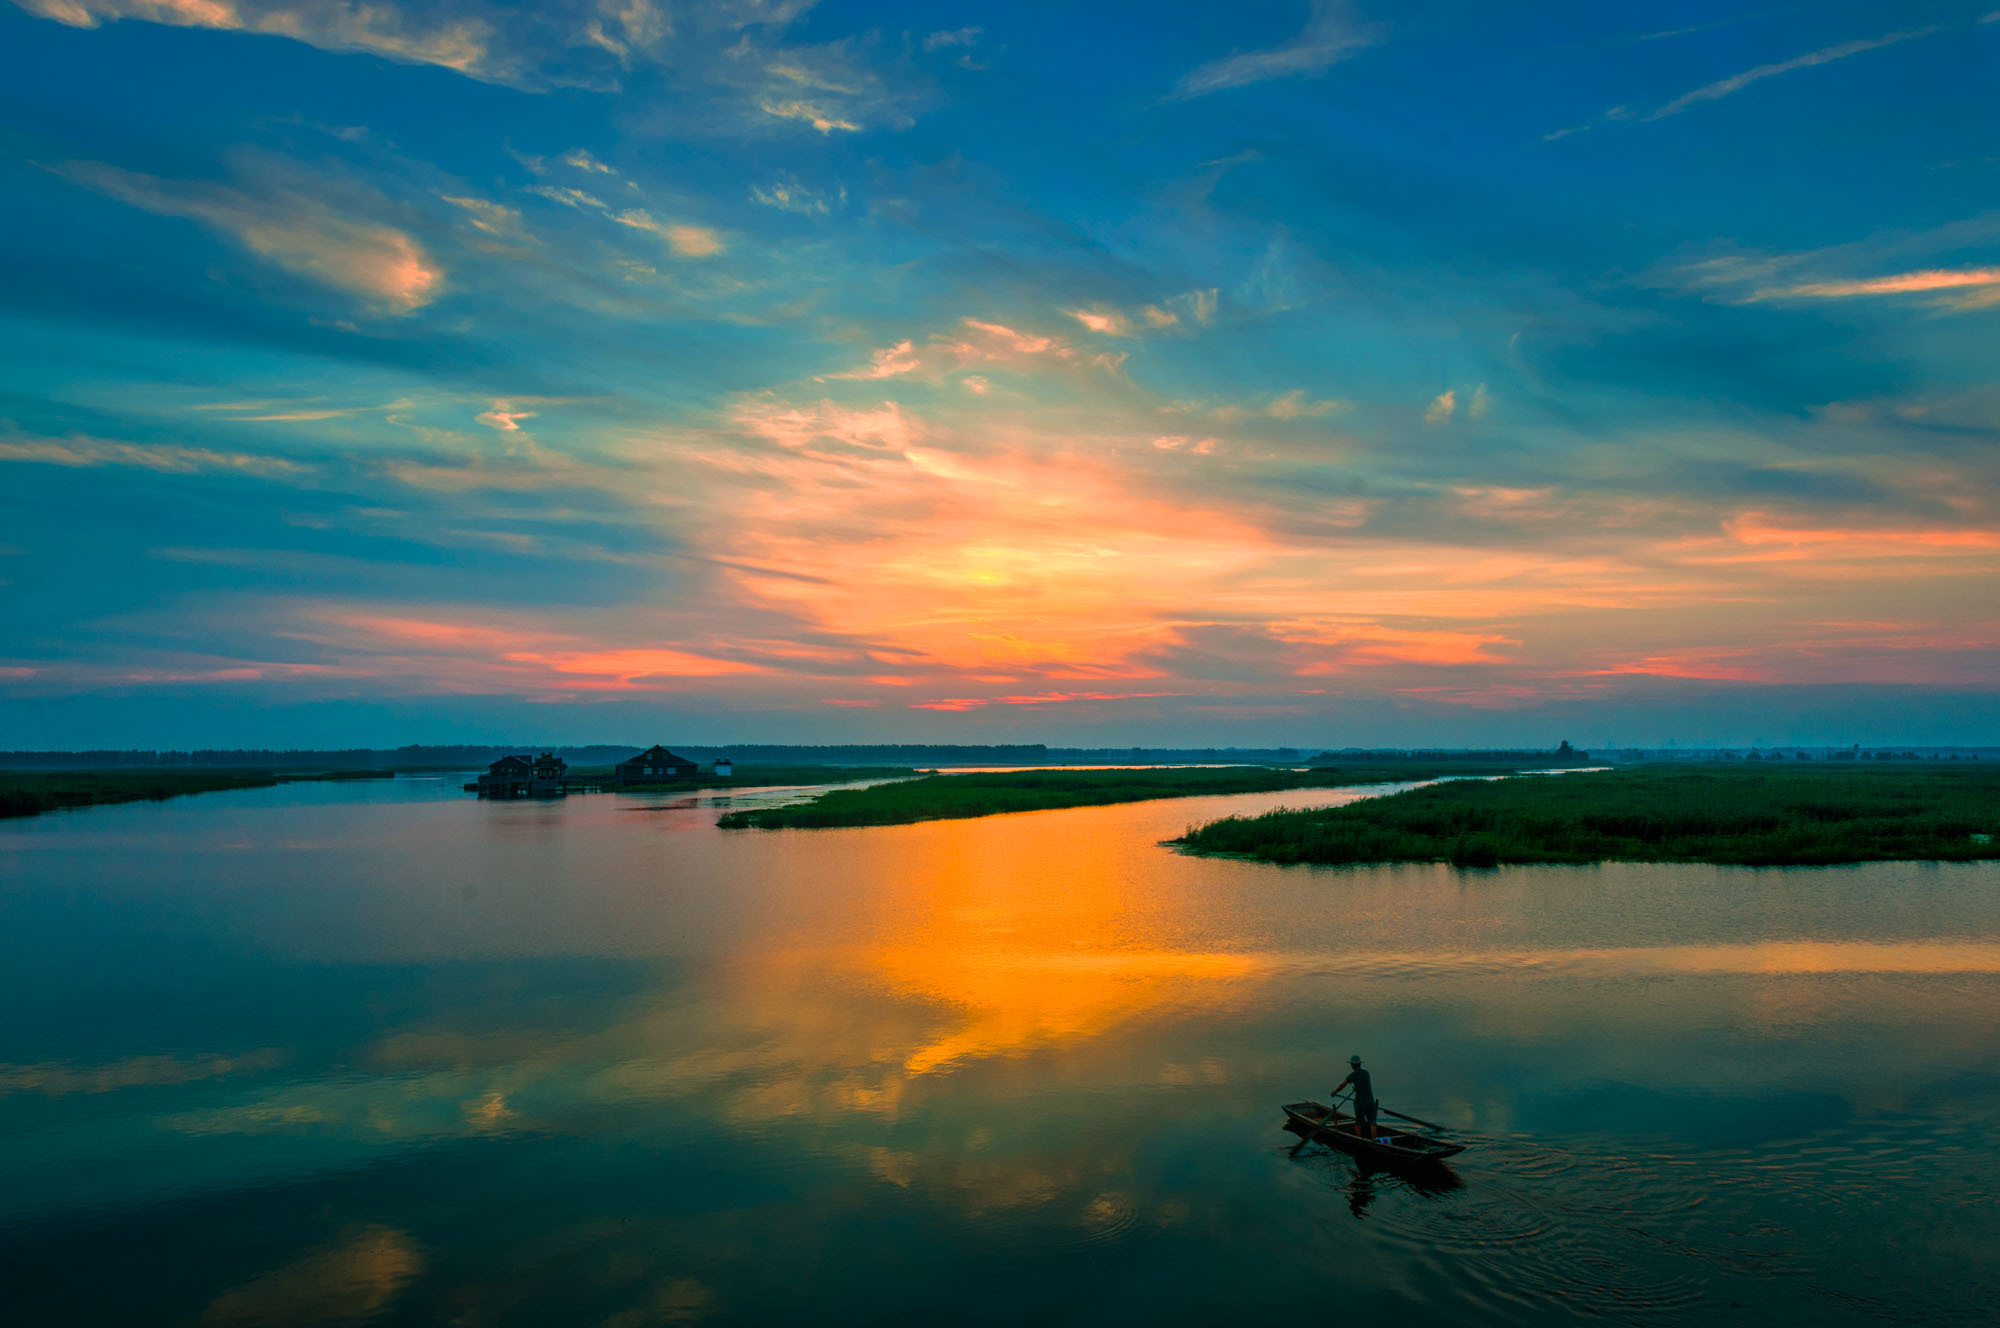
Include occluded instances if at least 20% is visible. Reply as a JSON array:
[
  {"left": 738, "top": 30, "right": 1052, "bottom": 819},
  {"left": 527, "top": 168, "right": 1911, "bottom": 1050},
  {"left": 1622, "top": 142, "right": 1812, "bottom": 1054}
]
[{"left": 2, "top": 776, "right": 1995, "bottom": 1325}]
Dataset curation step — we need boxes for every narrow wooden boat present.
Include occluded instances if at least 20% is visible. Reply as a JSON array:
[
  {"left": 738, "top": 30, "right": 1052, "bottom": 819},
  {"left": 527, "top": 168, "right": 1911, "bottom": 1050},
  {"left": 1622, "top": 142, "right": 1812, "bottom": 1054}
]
[{"left": 1282, "top": 1100, "right": 1467, "bottom": 1163}]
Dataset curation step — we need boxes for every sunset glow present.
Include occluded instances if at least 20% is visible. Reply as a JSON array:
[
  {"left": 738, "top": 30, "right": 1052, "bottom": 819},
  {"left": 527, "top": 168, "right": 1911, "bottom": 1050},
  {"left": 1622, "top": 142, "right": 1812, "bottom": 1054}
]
[{"left": 2, "top": 1, "right": 1996, "bottom": 746}]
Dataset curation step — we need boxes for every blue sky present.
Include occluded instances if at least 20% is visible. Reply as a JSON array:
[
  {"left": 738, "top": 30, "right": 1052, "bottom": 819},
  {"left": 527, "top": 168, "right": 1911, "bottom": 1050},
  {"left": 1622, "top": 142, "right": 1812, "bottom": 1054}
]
[{"left": 2, "top": 0, "right": 1997, "bottom": 748}]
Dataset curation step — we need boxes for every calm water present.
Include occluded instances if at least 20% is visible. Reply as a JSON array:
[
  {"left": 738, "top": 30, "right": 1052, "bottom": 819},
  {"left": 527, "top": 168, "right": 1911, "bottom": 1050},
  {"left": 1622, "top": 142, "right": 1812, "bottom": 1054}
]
[{"left": 2, "top": 776, "right": 1996, "bottom": 1326}]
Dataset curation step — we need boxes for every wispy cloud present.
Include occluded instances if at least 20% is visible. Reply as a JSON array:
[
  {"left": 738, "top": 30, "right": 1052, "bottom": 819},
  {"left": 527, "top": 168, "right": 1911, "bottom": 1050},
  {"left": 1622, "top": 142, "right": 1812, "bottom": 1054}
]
[
  {"left": 1063, "top": 289, "right": 1218, "bottom": 337},
  {"left": 1171, "top": 1, "right": 1382, "bottom": 99},
  {"left": 749, "top": 176, "right": 840, "bottom": 215},
  {"left": 475, "top": 403, "right": 537, "bottom": 433},
  {"left": 922, "top": 27, "right": 980, "bottom": 53},
  {"left": 825, "top": 318, "right": 1128, "bottom": 382},
  {"left": 758, "top": 99, "right": 861, "bottom": 133},
  {"left": 522, "top": 182, "right": 722, "bottom": 258},
  {"left": 526, "top": 184, "right": 605, "bottom": 212},
  {"left": 18, "top": 0, "right": 502, "bottom": 80},
  {"left": 0, "top": 432, "right": 307, "bottom": 476},
  {"left": 1066, "top": 308, "right": 1130, "bottom": 336},
  {"left": 1548, "top": 22, "right": 1955, "bottom": 141},
  {"left": 1647, "top": 25, "right": 1938, "bottom": 120},
  {"left": 1750, "top": 267, "right": 2000, "bottom": 310},
  {"left": 1663, "top": 245, "right": 2000, "bottom": 314},
  {"left": 559, "top": 147, "right": 619, "bottom": 175},
  {"left": 440, "top": 194, "right": 527, "bottom": 240},
  {"left": 58, "top": 160, "right": 442, "bottom": 312},
  {"left": 613, "top": 209, "right": 725, "bottom": 257},
  {"left": 16, "top": 0, "right": 920, "bottom": 129},
  {"left": 1424, "top": 390, "right": 1456, "bottom": 423},
  {"left": 1175, "top": 388, "right": 1348, "bottom": 423},
  {"left": 732, "top": 32, "right": 922, "bottom": 135}
]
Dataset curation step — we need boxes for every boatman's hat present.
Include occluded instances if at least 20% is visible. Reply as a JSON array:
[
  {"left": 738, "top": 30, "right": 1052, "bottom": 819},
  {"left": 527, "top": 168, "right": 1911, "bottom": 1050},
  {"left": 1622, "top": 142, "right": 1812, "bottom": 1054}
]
[{"left": 1349, "top": 1055, "right": 1363, "bottom": 1065}]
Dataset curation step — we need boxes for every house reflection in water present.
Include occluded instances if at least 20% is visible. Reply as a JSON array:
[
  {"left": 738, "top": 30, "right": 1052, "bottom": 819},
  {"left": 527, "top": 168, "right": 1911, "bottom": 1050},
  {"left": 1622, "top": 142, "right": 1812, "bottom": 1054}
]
[{"left": 473, "top": 752, "right": 569, "bottom": 798}]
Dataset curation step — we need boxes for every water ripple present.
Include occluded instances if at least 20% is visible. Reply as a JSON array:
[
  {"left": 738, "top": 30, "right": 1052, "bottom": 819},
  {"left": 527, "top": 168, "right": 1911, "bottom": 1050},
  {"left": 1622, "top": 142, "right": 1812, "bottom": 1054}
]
[{"left": 1290, "top": 1112, "right": 1998, "bottom": 1324}]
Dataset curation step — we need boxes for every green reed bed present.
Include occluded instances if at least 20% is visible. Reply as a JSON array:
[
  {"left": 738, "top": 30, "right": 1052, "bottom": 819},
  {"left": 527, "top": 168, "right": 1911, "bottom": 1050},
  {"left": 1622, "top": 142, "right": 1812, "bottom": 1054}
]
[
  {"left": 1173, "top": 764, "right": 2000, "bottom": 867},
  {"left": 615, "top": 763, "right": 917, "bottom": 791},
  {"left": 0, "top": 768, "right": 392, "bottom": 819},
  {"left": 714, "top": 764, "right": 1521, "bottom": 830}
]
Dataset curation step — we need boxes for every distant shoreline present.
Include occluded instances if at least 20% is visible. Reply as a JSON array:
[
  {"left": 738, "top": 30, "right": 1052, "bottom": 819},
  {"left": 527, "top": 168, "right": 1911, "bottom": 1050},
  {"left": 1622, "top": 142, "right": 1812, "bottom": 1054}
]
[{"left": 0, "top": 769, "right": 393, "bottom": 820}]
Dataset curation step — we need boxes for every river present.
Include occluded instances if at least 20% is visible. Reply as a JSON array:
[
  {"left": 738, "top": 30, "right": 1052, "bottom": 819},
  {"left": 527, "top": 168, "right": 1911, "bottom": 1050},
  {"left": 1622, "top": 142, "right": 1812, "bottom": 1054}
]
[{"left": 2, "top": 775, "right": 1995, "bottom": 1325}]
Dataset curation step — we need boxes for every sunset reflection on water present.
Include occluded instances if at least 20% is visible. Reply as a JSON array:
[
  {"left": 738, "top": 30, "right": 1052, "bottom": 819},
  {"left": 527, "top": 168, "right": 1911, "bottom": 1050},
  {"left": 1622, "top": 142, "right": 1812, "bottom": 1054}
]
[{"left": 2, "top": 779, "right": 1997, "bottom": 1325}]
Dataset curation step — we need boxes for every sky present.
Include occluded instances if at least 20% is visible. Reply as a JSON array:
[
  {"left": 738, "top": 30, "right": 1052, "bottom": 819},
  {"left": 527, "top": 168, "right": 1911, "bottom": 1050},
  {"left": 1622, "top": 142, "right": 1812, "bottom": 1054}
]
[{"left": 1, "top": 0, "right": 1997, "bottom": 750}]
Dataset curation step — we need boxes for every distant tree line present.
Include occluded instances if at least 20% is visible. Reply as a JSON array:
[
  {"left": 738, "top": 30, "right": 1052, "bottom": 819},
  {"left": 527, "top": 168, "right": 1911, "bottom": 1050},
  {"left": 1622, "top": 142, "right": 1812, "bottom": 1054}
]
[
  {"left": 1308, "top": 742, "right": 1586, "bottom": 768},
  {"left": 0, "top": 743, "right": 1314, "bottom": 770},
  {"left": 5, "top": 741, "right": 1983, "bottom": 772},
  {"left": 0, "top": 746, "right": 637, "bottom": 770}
]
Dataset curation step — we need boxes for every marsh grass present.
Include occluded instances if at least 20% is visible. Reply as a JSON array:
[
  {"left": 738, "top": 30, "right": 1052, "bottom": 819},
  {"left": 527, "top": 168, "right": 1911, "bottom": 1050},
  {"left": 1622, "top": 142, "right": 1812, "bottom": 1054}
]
[
  {"left": 615, "top": 764, "right": 917, "bottom": 791},
  {"left": 715, "top": 764, "right": 1525, "bottom": 829},
  {"left": 1173, "top": 765, "right": 2000, "bottom": 867},
  {"left": 0, "top": 768, "right": 391, "bottom": 819}
]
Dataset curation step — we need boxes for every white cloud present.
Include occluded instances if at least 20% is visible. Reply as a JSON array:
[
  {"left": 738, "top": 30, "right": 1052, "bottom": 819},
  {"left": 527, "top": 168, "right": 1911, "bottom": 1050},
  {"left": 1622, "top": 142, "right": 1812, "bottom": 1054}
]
[
  {"left": 1066, "top": 288, "right": 1218, "bottom": 338},
  {"left": 1425, "top": 390, "right": 1456, "bottom": 424},
  {"left": 724, "top": 29, "right": 921, "bottom": 136},
  {"left": 0, "top": 431, "right": 306, "bottom": 476},
  {"left": 522, "top": 182, "right": 722, "bottom": 259},
  {"left": 20, "top": 0, "right": 927, "bottom": 136},
  {"left": 732, "top": 397, "right": 920, "bottom": 454},
  {"left": 17, "top": 0, "right": 503, "bottom": 81},
  {"left": 830, "top": 339, "right": 920, "bottom": 380},
  {"left": 440, "top": 194, "right": 527, "bottom": 239},
  {"left": 1468, "top": 383, "right": 1491, "bottom": 420},
  {"left": 1647, "top": 26, "right": 1937, "bottom": 120},
  {"left": 758, "top": 99, "right": 861, "bottom": 133},
  {"left": 1066, "top": 309, "right": 1128, "bottom": 336},
  {"left": 526, "top": 184, "right": 607, "bottom": 212},
  {"left": 1189, "top": 388, "right": 1347, "bottom": 423},
  {"left": 1152, "top": 435, "right": 1220, "bottom": 455},
  {"left": 579, "top": 0, "right": 668, "bottom": 61},
  {"left": 749, "top": 177, "right": 838, "bottom": 215},
  {"left": 922, "top": 27, "right": 980, "bottom": 52},
  {"left": 62, "top": 160, "right": 442, "bottom": 312},
  {"left": 1171, "top": 288, "right": 1219, "bottom": 325},
  {"left": 825, "top": 318, "right": 1128, "bottom": 383},
  {"left": 476, "top": 403, "right": 537, "bottom": 433},
  {"left": 1172, "top": 1, "right": 1381, "bottom": 99},
  {"left": 613, "top": 209, "right": 724, "bottom": 257},
  {"left": 1267, "top": 388, "right": 1346, "bottom": 420},
  {"left": 560, "top": 147, "right": 618, "bottom": 175}
]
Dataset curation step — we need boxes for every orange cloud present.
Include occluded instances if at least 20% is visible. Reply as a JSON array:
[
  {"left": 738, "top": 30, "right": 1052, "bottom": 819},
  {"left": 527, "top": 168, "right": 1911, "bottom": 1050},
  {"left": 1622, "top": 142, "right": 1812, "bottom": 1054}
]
[
  {"left": 1280, "top": 620, "right": 1518, "bottom": 670},
  {"left": 508, "top": 648, "right": 766, "bottom": 681},
  {"left": 825, "top": 318, "right": 1127, "bottom": 383},
  {"left": 1584, "top": 648, "right": 1775, "bottom": 683},
  {"left": 60, "top": 160, "right": 442, "bottom": 312},
  {"left": 1726, "top": 515, "right": 2000, "bottom": 551},
  {"left": 1756, "top": 266, "right": 2000, "bottom": 309},
  {"left": 283, "top": 609, "right": 774, "bottom": 695}
]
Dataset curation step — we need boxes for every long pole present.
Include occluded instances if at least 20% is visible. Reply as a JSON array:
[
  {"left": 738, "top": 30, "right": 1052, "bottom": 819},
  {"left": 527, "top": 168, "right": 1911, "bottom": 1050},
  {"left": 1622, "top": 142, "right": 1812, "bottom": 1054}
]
[
  {"left": 1379, "top": 1106, "right": 1449, "bottom": 1132},
  {"left": 1290, "top": 1093, "right": 1353, "bottom": 1154}
]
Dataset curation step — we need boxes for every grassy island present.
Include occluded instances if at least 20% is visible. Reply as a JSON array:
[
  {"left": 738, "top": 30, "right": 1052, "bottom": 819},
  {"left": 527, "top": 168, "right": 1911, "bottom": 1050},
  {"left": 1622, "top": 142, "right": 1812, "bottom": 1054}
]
[
  {"left": 614, "top": 763, "right": 916, "bottom": 791},
  {"left": 0, "top": 768, "right": 393, "bottom": 820},
  {"left": 1173, "top": 765, "right": 2000, "bottom": 867},
  {"left": 713, "top": 764, "right": 1526, "bottom": 830}
]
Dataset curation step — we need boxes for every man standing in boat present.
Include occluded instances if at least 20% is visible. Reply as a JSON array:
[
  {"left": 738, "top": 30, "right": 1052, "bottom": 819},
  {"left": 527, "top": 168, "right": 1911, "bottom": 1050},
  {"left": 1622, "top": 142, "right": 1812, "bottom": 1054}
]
[{"left": 1335, "top": 1055, "right": 1379, "bottom": 1137}]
